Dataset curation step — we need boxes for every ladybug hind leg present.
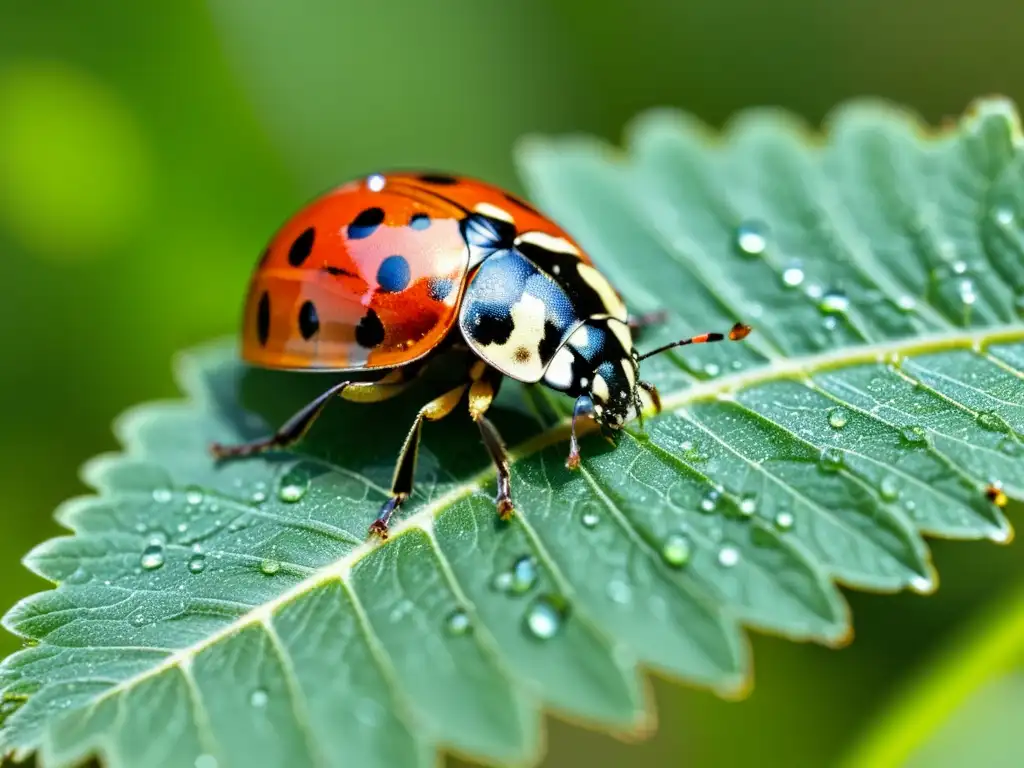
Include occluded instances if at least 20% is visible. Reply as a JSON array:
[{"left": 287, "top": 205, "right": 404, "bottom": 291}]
[{"left": 210, "top": 367, "right": 417, "bottom": 460}]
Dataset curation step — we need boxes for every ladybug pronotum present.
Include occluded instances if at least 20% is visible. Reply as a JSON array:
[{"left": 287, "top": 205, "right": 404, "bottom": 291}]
[{"left": 212, "top": 171, "right": 752, "bottom": 539}]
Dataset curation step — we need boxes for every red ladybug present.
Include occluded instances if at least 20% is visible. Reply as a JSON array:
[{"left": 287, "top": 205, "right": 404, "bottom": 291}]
[{"left": 212, "top": 172, "right": 751, "bottom": 539}]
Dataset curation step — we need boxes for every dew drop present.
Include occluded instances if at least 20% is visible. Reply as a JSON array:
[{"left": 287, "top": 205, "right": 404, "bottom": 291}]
[
  {"left": 700, "top": 488, "right": 721, "bottom": 513},
  {"left": 703, "top": 363, "right": 721, "bottom": 378},
  {"left": 524, "top": 595, "right": 566, "bottom": 640},
  {"left": 278, "top": 466, "right": 310, "bottom": 503},
  {"left": 491, "top": 571, "right": 514, "bottom": 593},
  {"left": 661, "top": 534, "right": 692, "bottom": 568},
  {"left": 781, "top": 264, "right": 805, "bottom": 288},
  {"left": 176, "top": 522, "right": 188, "bottom": 534},
  {"left": 510, "top": 555, "right": 538, "bottom": 594},
  {"left": 249, "top": 689, "right": 268, "bottom": 708},
  {"left": 900, "top": 425, "right": 928, "bottom": 445},
  {"left": 134, "top": 522, "right": 148, "bottom": 534},
  {"left": 896, "top": 295, "right": 917, "bottom": 312},
  {"left": 606, "top": 579, "right": 632, "bottom": 604},
  {"left": 580, "top": 507, "right": 601, "bottom": 529},
  {"left": 140, "top": 544, "right": 165, "bottom": 570},
  {"left": 995, "top": 205, "right": 1015, "bottom": 226},
  {"left": 445, "top": 607, "right": 471, "bottom": 635},
  {"left": 131, "top": 613, "right": 147, "bottom": 627},
  {"left": 152, "top": 488, "right": 172, "bottom": 504},
  {"left": 259, "top": 559, "right": 281, "bottom": 575},
  {"left": 738, "top": 495, "right": 757, "bottom": 518},
  {"left": 818, "top": 290, "right": 850, "bottom": 314},
  {"left": 951, "top": 260, "right": 968, "bottom": 275},
  {"left": 66, "top": 566, "right": 90, "bottom": 585},
  {"left": 958, "top": 278, "right": 977, "bottom": 305},
  {"left": 187, "top": 554, "right": 206, "bottom": 574},
  {"left": 774, "top": 511, "right": 795, "bottom": 531},
  {"left": 819, "top": 447, "right": 845, "bottom": 472},
  {"left": 879, "top": 475, "right": 900, "bottom": 502},
  {"left": 184, "top": 487, "right": 204, "bottom": 506},
  {"left": 828, "top": 407, "right": 849, "bottom": 430},
  {"left": 735, "top": 220, "right": 768, "bottom": 256},
  {"left": 717, "top": 545, "right": 740, "bottom": 567},
  {"left": 976, "top": 411, "right": 1005, "bottom": 432}
]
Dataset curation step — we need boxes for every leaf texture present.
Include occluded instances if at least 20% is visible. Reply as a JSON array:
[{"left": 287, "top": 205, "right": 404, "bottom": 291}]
[{"left": 2, "top": 97, "right": 1023, "bottom": 768}]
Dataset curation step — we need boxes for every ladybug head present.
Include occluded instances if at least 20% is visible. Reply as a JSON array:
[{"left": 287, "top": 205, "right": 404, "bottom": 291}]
[{"left": 585, "top": 355, "right": 644, "bottom": 430}]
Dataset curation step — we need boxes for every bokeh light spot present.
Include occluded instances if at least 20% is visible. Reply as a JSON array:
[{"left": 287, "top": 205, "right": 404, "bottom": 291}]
[{"left": 0, "top": 60, "right": 152, "bottom": 261}]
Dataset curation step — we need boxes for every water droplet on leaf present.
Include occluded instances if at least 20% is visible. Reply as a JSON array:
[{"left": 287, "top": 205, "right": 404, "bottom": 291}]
[
  {"left": 524, "top": 595, "right": 566, "bottom": 640},
  {"left": 580, "top": 506, "right": 600, "bottom": 529},
  {"left": 510, "top": 555, "right": 537, "bottom": 594},
  {"left": 184, "top": 487, "right": 204, "bottom": 506},
  {"left": 782, "top": 264, "right": 805, "bottom": 288},
  {"left": 661, "top": 534, "right": 692, "bottom": 568},
  {"left": 250, "top": 689, "right": 268, "bottom": 708},
  {"left": 152, "top": 488, "right": 172, "bottom": 504},
  {"left": 259, "top": 559, "right": 280, "bottom": 576},
  {"left": 140, "top": 544, "right": 165, "bottom": 570},
  {"left": 738, "top": 495, "right": 757, "bottom": 518},
  {"left": 879, "top": 475, "right": 900, "bottom": 501},
  {"left": 717, "top": 545, "right": 740, "bottom": 567},
  {"left": 445, "top": 608, "right": 471, "bottom": 635},
  {"left": 700, "top": 488, "right": 721, "bottom": 513},
  {"left": 774, "top": 511, "right": 795, "bottom": 531},
  {"left": 278, "top": 466, "right": 310, "bottom": 503},
  {"left": 900, "top": 425, "right": 928, "bottom": 445},
  {"left": 819, "top": 447, "right": 845, "bottom": 472},
  {"left": 819, "top": 290, "right": 850, "bottom": 314},
  {"left": 828, "top": 407, "right": 849, "bottom": 429},
  {"left": 188, "top": 554, "right": 206, "bottom": 574},
  {"left": 735, "top": 220, "right": 768, "bottom": 256},
  {"left": 896, "top": 295, "right": 917, "bottom": 312}
]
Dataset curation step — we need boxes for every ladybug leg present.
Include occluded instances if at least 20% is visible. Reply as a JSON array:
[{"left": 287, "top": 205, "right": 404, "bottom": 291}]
[
  {"left": 466, "top": 363, "right": 514, "bottom": 519},
  {"left": 210, "top": 371, "right": 415, "bottom": 460},
  {"left": 211, "top": 381, "right": 352, "bottom": 459},
  {"left": 565, "top": 395, "right": 595, "bottom": 470},
  {"left": 369, "top": 382, "right": 470, "bottom": 540}
]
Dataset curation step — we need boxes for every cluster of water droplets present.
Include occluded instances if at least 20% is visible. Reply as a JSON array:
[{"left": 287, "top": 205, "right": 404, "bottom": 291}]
[{"left": 485, "top": 554, "right": 570, "bottom": 641}]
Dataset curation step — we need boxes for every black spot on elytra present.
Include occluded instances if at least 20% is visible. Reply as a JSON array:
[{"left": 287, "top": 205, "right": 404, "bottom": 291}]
[
  {"left": 257, "top": 292, "right": 271, "bottom": 346},
  {"left": 347, "top": 207, "right": 385, "bottom": 240},
  {"left": 298, "top": 301, "right": 319, "bottom": 340},
  {"left": 504, "top": 192, "right": 541, "bottom": 216},
  {"left": 466, "top": 307, "right": 514, "bottom": 346},
  {"left": 409, "top": 213, "right": 431, "bottom": 230},
  {"left": 376, "top": 254, "right": 411, "bottom": 293},
  {"left": 355, "top": 309, "right": 385, "bottom": 348},
  {"left": 288, "top": 227, "right": 316, "bottom": 266},
  {"left": 538, "top": 319, "right": 562, "bottom": 363},
  {"left": 417, "top": 173, "right": 459, "bottom": 185},
  {"left": 428, "top": 277, "right": 454, "bottom": 301}
]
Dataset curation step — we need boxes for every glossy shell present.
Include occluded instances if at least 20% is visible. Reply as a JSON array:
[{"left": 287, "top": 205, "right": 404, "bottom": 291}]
[{"left": 240, "top": 171, "right": 622, "bottom": 377}]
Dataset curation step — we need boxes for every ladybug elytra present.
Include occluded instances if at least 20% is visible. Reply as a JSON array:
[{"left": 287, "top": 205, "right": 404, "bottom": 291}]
[{"left": 212, "top": 171, "right": 751, "bottom": 539}]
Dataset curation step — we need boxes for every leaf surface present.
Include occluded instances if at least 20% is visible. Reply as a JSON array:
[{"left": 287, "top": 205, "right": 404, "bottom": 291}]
[{"left": 2, "top": 98, "right": 1023, "bottom": 768}]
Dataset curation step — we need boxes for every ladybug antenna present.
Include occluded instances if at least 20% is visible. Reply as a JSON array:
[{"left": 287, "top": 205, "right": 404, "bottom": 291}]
[{"left": 636, "top": 322, "right": 752, "bottom": 362}]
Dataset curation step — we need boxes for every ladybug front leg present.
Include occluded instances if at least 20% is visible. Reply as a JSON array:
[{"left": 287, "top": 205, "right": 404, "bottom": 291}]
[{"left": 369, "top": 382, "right": 470, "bottom": 539}]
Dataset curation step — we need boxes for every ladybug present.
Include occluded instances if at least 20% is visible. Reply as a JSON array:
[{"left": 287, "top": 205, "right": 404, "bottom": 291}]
[{"left": 212, "top": 171, "right": 751, "bottom": 539}]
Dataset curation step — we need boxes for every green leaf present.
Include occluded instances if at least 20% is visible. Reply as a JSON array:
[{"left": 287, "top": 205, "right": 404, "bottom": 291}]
[{"left": 3, "top": 96, "right": 1023, "bottom": 768}]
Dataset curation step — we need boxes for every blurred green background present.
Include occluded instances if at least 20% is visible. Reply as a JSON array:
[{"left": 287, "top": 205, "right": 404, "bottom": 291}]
[{"left": 2, "top": 1, "right": 1023, "bottom": 766}]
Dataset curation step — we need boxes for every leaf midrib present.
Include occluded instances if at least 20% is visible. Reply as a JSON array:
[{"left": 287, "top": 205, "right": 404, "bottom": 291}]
[{"left": 62, "top": 323, "right": 1024, "bottom": 717}]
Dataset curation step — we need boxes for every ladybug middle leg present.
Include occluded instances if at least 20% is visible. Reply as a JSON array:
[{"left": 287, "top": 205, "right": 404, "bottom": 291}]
[{"left": 465, "top": 362, "right": 513, "bottom": 520}]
